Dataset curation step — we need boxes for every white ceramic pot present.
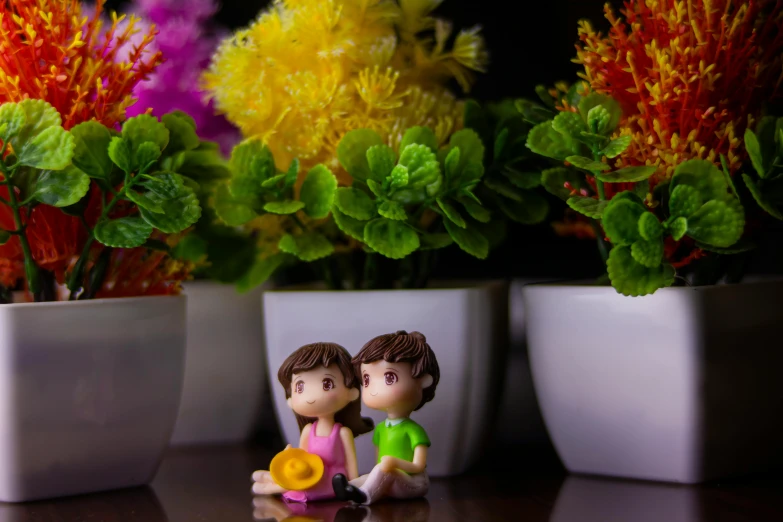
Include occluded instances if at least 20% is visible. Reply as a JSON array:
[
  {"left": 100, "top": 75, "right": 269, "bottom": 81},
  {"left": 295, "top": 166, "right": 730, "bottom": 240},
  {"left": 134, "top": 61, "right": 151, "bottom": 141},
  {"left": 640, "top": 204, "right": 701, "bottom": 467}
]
[
  {"left": 0, "top": 296, "right": 186, "bottom": 502},
  {"left": 171, "top": 282, "right": 266, "bottom": 446},
  {"left": 525, "top": 282, "right": 783, "bottom": 484},
  {"left": 263, "top": 281, "right": 509, "bottom": 477}
]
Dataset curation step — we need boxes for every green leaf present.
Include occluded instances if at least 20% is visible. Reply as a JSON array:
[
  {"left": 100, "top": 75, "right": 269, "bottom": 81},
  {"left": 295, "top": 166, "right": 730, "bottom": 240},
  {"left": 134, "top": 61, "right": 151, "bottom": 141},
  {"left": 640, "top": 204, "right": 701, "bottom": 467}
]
[
  {"left": 12, "top": 99, "right": 61, "bottom": 150},
  {"left": 363, "top": 218, "right": 420, "bottom": 259},
  {"left": 236, "top": 254, "right": 288, "bottom": 293},
  {"left": 669, "top": 184, "right": 703, "bottom": 218},
  {"left": 668, "top": 217, "right": 688, "bottom": 241},
  {"left": 567, "top": 196, "right": 608, "bottom": 219},
  {"left": 278, "top": 233, "right": 334, "bottom": 262},
  {"left": 285, "top": 158, "right": 300, "bottom": 188},
  {"left": 122, "top": 114, "right": 170, "bottom": 157},
  {"left": 719, "top": 154, "right": 737, "bottom": 197},
  {"left": 126, "top": 190, "right": 164, "bottom": 214},
  {"left": 499, "top": 191, "right": 549, "bottom": 224},
  {"left": 638, "top": 212, "right": 663, "bottom": 240},
  {"left": 494, "top": 128, "right": 509, "bottom": 160},
  {"left": 70, "top": 121, "right": 113, "bottom": 179},
  {"left": 261, "top": 174, "right": 286, "bottom": 188},
  {"left": 460, "top": 199, "right": 491, "bottom": 223},
  {"left": 695, "top": 239, "right": 756, "bottom": 255},
  {"left": 172, "top": 234, "right": 208, "bottom": 263},
  {"left": 444, "top": 147, "right": 460, "bottom": 180},
  {"left": 600, "top": 136, "right": 632, "bottom": 158},
  {"left": 335, "top": 187, "right": 375, "bottom": 220},
  {"left": 587, "top": 105, "right": 611, "bottom": 135},
  {"left": 17, "top": 126, "right": 74, "bottom": 170},
  {"left": 400, "top": 126, "right": 439, "bottom": 153},
  {"left": 332, "top": 207, "right": 367, "bottom": 241},
  {"left": 447, "top": 128, "right": 485, "bottom": 182},
  {"left": 631, "top": 239, "right": 664, "bottom": 268},
  {"left": 0, "top": 229, "right": 12, "bottom": 245},
  {"left": 633, "top": 179, "right": 651, "bottom": 201},
  {"left": 597, "top": 165, "right": 657, "bottom": 183},
  {"left": 607, "top": 246, "right": 674, "bottom": 297},
  {"left": 300, "top": 164, "right": 337, "bottom": 219},
  {"left": 484, "top": 176, "right": 523, "bottom": 202},
  {"left": 444, "top": 219, "right": 488, "bottom": 259},
  {"left": 686, "top": 199, "right": 744, "bottom": 247},
  {"left": 367, "top": 179, "right": 384, "bottom": 198},
  {"left": 542, "top": 167, "right": 584, "bottom": 200},
  {"left": 602, "top": 198, "right": 646, "bottom": 245},
  {"left": 337, "top": 129, "right": 384, "bottom": 181},
  {"left": 552, "top": 111, "right": 588, "bottom": 140},
  {"left": 136, "top": 141, "right": 162, "bottom": 171},
  {"left": 376, "top": 200, "right": 405, "bottom": 221},
  {"left": 526, "top": 121, "right": 576, "bottom": 161},
  {"left": 141, "top": 171, "right": 185, "bottom": 199},
  {"left": 419, "top": 233, "right": 453, "bottom": 251},
  {"left": 389, "top": 165, "right": 409, "bottom": 189},
  {"left": 613, "top": 191, "right": 646, "bottom": 205},
  {"left": 367, "top": 145, "right": 397, "bottom": 180},
  {"left": 504, "top": 169, "right": 541, "bottom": 189},
  {"left": 0, "top": 103, "right": 26, "bottom": 142},
  {"left": 32, "top": 165, "right": 91, "bottom": 207},
  {"left": 108, "top": 137, "right": 133, "bottom": 173},
  {"left": 229, "top": 140, "right": 276, "bottom": 198},
  {"left": 393, "top": 144, "right": 442, "bottom": 203},
  {"left": 566, "top": 155, "right": 611, "bottom": 172},
  {"left": 670, "top": 159, "right": 730, "bottom": 202},
  {"left": 438, "top": 198, "right": 466, "bottom": 228},
  {"left": 263, "top": 200, "right": 306, "bottom": 214},
  {"left": 138, "top": 183, "right": 202, "bottom": 233},
  {"left": 744, "top": 128, "right": 766, "bottom": 179},
  {"left": 578, "top": 93, "right": 622, "bottom": 135},
  {"left": 94, "top": 217, "right": 153, "bottom": 248},
  {"left": 742, "top": 173, "right": 783, "bottom": 220},
  {"left": 162, "top": 113, "right": 200, "bottom": 154}
]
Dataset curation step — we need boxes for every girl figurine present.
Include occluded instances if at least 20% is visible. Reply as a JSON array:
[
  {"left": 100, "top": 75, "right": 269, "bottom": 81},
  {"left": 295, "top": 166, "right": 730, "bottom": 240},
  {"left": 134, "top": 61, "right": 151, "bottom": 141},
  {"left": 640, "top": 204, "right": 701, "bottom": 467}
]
[{"left": 252, "top": 342, "right": 374, "bottom": 503}]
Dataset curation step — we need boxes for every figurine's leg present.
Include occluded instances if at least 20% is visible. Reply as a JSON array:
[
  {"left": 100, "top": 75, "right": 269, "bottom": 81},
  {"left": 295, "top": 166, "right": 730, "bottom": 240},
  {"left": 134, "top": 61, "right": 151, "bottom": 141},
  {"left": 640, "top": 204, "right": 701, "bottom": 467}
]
[
  {"left": 349, "top": 474, "right": 369, "bottom": 487},
  {"left": 359, "top": 468, "right": 429, "bottom": 505},
  {"left": 354, "top": 466, "right": 395, "bottom": 505}
]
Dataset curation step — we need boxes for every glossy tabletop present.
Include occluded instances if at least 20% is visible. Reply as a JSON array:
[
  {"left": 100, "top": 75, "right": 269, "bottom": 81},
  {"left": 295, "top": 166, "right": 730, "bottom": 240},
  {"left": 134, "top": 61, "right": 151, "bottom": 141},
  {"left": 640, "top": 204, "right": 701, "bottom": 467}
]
[{"left": 1, "top": 445, "right": 781, "bottom": 521}]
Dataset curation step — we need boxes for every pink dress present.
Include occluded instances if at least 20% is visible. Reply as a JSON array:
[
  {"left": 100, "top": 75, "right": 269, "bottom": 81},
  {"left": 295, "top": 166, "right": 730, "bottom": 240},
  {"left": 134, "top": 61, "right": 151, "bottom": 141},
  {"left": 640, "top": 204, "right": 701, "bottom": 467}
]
[{"left": 283, "top": 421, "right": 347, "bottom": 503}]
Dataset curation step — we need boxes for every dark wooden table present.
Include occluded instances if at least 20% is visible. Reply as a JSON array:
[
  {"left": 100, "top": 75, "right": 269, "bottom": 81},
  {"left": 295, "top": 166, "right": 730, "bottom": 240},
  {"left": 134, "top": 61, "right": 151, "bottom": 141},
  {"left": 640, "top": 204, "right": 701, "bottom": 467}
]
[{"left": 2, "top": 445, "right": 782, "bottom": 521}]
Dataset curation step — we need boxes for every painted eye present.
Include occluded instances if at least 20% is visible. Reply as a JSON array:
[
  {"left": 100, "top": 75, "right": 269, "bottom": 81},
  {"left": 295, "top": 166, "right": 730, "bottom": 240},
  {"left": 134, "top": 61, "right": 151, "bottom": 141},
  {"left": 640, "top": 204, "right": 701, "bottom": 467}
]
[
  {"left": 363, "top": 374, "right": 370, "bottom": 387},
  {"left": 384, "top": 372, "right": 398, "bottom": 385},
  {"left": 295, "top": 381, "right": 304, "bottom": 394},
  {"left": 322, "top": 378, "right": 335, "bottom": 391}
]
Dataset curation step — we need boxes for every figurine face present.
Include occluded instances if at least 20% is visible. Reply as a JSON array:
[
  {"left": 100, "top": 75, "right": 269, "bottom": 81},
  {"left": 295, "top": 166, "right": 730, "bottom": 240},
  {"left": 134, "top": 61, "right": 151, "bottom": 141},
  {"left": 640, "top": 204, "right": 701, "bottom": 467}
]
[
  {"left": 360, "top": 360, "right": 432, "bottom": 416},
  {"left": 287, "top": 363, "right": 359, "bottom": 418}
]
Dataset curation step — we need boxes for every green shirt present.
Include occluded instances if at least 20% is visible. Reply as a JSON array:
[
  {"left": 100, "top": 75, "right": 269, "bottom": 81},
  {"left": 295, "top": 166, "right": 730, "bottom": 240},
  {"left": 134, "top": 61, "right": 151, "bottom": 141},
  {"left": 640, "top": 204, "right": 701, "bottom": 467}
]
[{"left": 372, "top": 418, "right": 431, "bottom": 463}]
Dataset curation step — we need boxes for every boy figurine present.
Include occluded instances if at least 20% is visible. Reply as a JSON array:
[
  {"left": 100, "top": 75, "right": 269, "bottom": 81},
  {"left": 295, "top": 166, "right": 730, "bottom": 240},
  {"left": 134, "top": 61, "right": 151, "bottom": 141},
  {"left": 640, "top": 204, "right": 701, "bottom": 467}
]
[{"left": 332, "top": 330, "right": 439, "bottom": 505}]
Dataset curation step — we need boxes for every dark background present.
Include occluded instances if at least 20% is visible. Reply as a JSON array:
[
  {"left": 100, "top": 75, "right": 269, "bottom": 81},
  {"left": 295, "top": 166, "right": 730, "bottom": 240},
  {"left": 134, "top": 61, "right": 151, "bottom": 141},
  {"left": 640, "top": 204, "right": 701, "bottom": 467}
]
[{"left": 103, "top": 0, "right": 783, "bottom": 280}]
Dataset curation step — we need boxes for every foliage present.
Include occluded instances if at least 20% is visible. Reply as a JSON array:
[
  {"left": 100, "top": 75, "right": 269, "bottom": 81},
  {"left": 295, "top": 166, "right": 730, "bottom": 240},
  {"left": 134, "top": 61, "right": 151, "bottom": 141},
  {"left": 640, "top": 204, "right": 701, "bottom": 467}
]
[
  {"left": 0, "top": 100, "right": 208, "bottom": 301},
  {"left": 741, "top": 118, "right": 783, "bottom": 220}
]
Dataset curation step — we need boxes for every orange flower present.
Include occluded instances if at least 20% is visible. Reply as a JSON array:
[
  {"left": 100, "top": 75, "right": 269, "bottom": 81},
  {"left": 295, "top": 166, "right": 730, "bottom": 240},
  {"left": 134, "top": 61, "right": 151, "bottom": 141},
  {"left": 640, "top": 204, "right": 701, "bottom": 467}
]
[
  {"left": 575, "top": 0, "right": 783, "bottom": 184},
  {"left": 0, "top": 0, "right": 163, "bottom": 129},
  {"left": 97, "top": 246, "right": 192, "bottom": 299}
]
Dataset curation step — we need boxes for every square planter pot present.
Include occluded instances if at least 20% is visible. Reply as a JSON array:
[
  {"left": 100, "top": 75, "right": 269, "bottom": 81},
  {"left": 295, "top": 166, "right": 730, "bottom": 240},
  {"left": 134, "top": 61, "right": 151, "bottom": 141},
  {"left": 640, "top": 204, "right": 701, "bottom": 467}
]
[
  {"left": 524, "top": 282, "right": 783, "bottom": 484},
  {"left": 263, "top": 281, "right": 509, "bottom": 477},
  {"left": 0, "top": 296, "right": 186, "bottom": 502},
  {"left": 170, "top": 282, "right": 267, "bottom": 446}
]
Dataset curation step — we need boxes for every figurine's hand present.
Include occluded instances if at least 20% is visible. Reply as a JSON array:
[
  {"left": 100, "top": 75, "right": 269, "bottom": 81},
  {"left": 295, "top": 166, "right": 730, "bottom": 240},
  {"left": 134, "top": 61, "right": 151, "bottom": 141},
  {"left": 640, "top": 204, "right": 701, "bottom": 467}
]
[
  {"left": 379, "top": 456, "right": 397, "bottom": 473},
  {"left": 252, "top": 470, "right": 274, "bottom": 483},
  {"left": 284, "top": 444, "right": 292, "bottom": 451}
]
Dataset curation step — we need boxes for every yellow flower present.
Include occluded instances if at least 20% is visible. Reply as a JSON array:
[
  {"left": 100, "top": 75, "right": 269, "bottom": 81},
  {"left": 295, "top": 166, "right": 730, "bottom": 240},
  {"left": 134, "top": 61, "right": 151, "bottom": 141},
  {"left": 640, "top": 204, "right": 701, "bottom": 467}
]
[{"left": 203, "top": 0, "right": 486, "bottom": 184}]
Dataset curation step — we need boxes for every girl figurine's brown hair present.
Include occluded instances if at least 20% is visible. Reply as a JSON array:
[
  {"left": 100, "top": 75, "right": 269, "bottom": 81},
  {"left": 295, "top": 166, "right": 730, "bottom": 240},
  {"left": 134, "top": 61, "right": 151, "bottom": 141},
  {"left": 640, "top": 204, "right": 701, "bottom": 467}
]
[{"left": 278, "top": 342, "right": 373, "bottom": 436}]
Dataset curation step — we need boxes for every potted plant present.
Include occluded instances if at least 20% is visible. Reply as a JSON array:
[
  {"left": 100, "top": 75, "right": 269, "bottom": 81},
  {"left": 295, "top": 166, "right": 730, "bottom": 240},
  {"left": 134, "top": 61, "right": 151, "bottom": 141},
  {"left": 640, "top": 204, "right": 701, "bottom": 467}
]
[
  {"left": 521, "top": 0, "right": 783, "bottom": 483},
  {"left": 112, "top": 0, "right": 268, "bottom": 448},
  {"left": 0, "top": 0, "right": 210, "bottom": 502},
  {"left": 202, "top": 0, "right": 544, "bottom": 476}
]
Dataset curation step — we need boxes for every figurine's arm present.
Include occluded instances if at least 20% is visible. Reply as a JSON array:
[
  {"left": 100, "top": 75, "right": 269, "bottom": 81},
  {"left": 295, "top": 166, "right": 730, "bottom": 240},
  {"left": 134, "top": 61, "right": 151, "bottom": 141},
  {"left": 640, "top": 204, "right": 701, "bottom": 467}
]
[
  {"left": 299, "top": 423, "right": 312, "bottom": 450},
  {"left": 379, "top": 445, "right": 428, "bottom": 474},
  {"left": 339, "top": 427, "right": 359, "bottom": 480}
]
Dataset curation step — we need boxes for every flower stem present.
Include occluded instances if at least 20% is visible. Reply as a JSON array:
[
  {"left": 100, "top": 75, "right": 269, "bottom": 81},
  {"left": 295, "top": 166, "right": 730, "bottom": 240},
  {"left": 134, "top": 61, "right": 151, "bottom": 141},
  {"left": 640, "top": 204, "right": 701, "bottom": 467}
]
[{"left": 3, "top": 167, "right": 42, "bottom": 299}]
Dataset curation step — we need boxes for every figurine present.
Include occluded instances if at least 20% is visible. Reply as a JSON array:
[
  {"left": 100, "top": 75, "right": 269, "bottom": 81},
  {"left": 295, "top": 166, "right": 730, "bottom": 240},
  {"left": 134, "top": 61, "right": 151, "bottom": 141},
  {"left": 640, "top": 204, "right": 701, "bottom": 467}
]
[
  {"left": 252, "top": 342, "right": 374, "bottom": 502},
  {"left": 332, "top": 331, "right": 439, "bottom": 505}
]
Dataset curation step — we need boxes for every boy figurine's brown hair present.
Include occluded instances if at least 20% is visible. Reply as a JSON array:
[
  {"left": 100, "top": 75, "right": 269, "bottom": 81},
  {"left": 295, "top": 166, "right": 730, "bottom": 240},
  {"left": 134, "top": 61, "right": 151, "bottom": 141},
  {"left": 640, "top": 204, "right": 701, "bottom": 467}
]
[{"left": 352, "top": 330, "right": 440, "bottom": 411}]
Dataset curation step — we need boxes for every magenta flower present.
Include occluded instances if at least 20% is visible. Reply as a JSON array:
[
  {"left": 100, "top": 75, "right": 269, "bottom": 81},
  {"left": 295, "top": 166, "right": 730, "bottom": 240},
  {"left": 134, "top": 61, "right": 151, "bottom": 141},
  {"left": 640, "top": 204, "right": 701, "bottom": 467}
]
[{"left": 124, "top": 0, "right": 239, "bottom": 155}]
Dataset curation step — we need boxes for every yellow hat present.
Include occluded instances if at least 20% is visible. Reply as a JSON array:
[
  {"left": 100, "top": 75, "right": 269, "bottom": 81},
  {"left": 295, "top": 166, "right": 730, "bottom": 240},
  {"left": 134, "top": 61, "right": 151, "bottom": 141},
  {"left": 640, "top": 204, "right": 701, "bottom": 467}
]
[{"left": 269, "top": 448, "right": 324, "bottom": 491}]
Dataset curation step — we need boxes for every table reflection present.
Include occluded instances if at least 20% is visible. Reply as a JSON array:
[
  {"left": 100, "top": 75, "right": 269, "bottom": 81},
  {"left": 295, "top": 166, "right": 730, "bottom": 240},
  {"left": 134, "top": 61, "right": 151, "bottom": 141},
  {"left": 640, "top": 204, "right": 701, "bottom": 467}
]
[
  {"left": 252, "top": 496, "right": 430, "bottom": 522},
  {"left": 551, "top": 476, "right": 698, "bottom": 522},
  {"left": 0, "top": 486, "right": 167, "bottom": 522}
]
